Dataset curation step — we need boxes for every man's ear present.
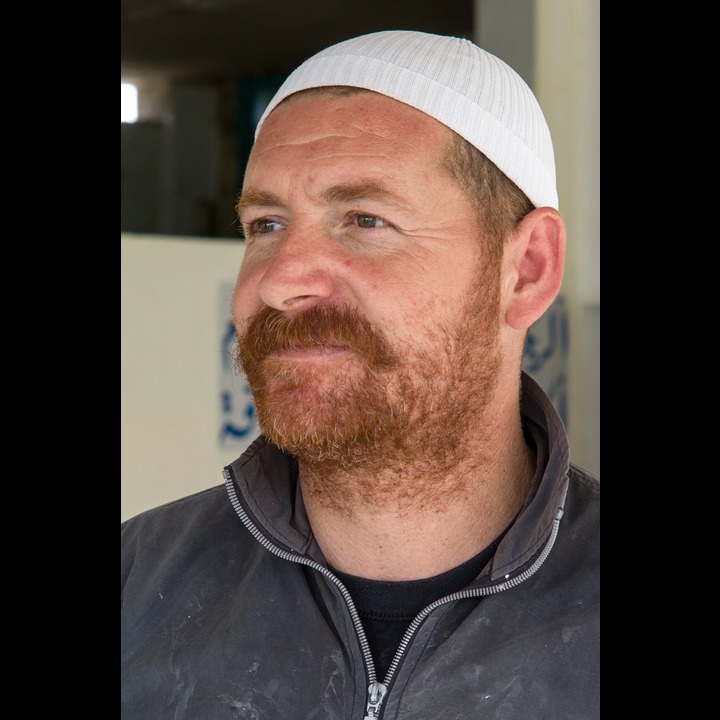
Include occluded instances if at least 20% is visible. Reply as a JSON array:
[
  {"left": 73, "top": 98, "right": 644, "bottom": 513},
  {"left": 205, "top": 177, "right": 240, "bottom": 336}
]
[{"left": 503, "top": 207, "right": 566, "bottom": 330}]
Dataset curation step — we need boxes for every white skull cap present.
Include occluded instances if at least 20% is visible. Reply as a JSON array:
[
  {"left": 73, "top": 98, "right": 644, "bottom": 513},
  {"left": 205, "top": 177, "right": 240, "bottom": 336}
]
[{"left": 254, "top": 30, "right": 558, "bottom": 210}]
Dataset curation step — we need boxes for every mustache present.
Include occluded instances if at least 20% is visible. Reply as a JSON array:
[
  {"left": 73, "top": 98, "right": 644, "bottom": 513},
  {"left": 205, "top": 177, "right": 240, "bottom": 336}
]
[{"left": 238, "top": 304, "right": 397, "bottom": 370}]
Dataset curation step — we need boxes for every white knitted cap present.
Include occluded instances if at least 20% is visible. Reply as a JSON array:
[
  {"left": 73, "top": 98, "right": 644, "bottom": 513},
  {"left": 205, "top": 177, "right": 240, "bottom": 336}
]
[{"left": 255, "top": 30, "right": 558, "bottom": 209}]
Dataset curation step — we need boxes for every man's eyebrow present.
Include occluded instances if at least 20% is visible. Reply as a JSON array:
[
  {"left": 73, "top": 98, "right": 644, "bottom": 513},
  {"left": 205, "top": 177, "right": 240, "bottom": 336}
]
[
  {"left": 321, "top": 181, "right": 398, "bottom": 205},
  {"left": 236, "top": 188, "right": 284, "bottom": 218},
  {"left": 236, "top": 181, "right": 409, "bottom": 219}
]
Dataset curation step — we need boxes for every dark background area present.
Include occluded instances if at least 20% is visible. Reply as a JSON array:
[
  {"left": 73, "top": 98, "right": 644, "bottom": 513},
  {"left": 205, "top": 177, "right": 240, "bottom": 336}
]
[
  {"left": 120, "top": 0, "right": 476, "bottom": 239},
  {"left": 121, "top": 0, "right": 474, "bottom": 83}
]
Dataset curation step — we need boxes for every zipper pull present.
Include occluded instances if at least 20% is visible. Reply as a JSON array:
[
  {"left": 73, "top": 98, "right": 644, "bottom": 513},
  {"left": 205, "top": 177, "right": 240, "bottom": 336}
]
[{"left": 364, "top": 681, "right": 388, "bottom": 719}]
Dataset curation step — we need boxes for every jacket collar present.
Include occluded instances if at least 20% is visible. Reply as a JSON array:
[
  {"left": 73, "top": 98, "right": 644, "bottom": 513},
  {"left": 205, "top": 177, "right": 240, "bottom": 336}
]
[{"left": 226, "top": 371, "right": 570, "bottom": 580}]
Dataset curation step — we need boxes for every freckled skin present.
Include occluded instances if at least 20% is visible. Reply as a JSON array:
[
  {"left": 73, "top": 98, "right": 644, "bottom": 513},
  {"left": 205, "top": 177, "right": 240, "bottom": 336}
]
[{"left": 233, "top": 92, "right": 485, "bottom": 346}]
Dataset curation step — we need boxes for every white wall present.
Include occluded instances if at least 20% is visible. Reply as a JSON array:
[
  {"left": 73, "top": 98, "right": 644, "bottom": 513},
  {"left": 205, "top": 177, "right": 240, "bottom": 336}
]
[
  {"left": 121, "top": 234, "right": 259, "bottom": 521},
  {"left": 535, "top": 0, "right": 600, "bottom": 476},
  {"left": 477, "top": 0, "right": 600, "bottom": 477}
]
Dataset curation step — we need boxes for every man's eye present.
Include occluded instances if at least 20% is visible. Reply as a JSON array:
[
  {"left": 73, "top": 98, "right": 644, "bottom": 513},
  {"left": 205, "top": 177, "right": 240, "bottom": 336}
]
[
  {"left": 356, "top": 214, "right": 386, "bottom": 229},
  {"left": 253, "top": 219, "right": 283, "bottom": 234}
]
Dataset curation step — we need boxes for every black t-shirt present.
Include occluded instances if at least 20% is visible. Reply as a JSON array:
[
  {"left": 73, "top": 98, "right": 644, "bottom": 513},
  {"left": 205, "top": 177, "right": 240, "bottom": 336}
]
[{"left": 331, "top": 532, "right": 505, "bottom": 681}]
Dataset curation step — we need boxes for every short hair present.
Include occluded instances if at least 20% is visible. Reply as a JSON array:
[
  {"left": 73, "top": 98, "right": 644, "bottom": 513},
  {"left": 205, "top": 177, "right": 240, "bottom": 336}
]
[{"left": 442, "top": 129, "right": 534, "bottom": 265}]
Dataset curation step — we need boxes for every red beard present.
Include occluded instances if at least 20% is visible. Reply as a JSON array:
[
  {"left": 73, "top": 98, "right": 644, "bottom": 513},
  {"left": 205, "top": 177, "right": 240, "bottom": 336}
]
[{"left": 234, "top": 269, "right": 502, "bottom": 478}]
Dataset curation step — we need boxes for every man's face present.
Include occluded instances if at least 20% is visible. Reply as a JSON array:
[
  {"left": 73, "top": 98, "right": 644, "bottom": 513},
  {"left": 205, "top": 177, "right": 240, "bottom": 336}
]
[{"left": 233, "top": 90, "right": 503, "bottom": 471}]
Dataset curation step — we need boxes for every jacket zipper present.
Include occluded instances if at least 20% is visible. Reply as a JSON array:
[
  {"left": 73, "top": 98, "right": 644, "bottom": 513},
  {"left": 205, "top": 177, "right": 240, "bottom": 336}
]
[{"left": 224, "top": 468, "right": 563, "bottom": 719}]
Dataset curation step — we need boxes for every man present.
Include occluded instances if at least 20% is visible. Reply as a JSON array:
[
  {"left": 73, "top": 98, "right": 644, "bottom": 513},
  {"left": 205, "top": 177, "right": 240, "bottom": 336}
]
[{"left": 121, "top": 30, "right": 599, "bottom": 719}]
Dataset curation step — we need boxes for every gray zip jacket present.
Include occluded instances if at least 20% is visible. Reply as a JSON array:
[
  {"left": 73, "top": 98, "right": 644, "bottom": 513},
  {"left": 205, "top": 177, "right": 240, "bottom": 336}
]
[{"left": 121, "top": 373, "right": 600, "bottom": 719}]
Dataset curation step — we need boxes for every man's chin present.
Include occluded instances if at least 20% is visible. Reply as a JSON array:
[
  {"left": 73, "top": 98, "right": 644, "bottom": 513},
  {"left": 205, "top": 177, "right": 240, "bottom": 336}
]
[
  {"left": 265, "top": 429, "right": 378, "bottom": 470},
  {"left": 258, "top": 412, "right": 368, "bottom": 466},
  {"left": 253, "top": 383, "right": 383, "bottom": 467}
]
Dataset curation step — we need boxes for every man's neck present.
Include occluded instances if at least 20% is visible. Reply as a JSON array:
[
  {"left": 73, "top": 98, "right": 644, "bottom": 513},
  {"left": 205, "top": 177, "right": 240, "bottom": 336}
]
[{"left": 299, "top": 419, "right": 535, "bottom": 581}]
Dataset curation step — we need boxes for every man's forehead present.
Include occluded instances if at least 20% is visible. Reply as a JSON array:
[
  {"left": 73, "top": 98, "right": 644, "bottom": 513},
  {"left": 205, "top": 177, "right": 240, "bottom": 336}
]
[{"left": 258, "top": 87, "right": 451, "bottom": 148}]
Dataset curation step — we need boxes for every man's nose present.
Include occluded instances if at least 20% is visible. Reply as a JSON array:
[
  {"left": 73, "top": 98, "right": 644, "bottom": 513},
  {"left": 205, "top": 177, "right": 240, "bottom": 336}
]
[{"left": 257, "top": 224, "right": 342, "bottom": 311}]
